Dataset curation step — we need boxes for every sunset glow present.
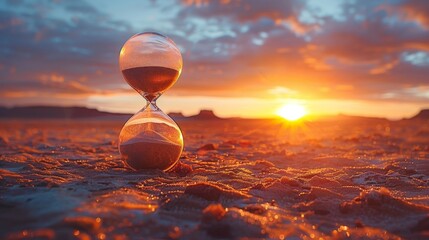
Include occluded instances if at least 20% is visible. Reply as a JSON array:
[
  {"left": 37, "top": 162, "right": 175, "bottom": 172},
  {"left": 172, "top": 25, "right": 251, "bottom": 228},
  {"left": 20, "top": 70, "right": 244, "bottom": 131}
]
[
  {"left": 1, "top": 1, "right": 429, "bottom": 239},
  {"left": 1, "top": 0, "right": 429, "bottom": 119},
  {"left": 276, "top": 103, "right": 307, "bottom": 121}
]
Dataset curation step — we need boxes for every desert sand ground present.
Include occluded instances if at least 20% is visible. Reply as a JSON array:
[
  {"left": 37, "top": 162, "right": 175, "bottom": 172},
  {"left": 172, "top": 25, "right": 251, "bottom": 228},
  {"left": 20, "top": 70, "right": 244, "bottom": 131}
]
[{"left": 0, "top": 118, "right": 428, "bottom": 239}]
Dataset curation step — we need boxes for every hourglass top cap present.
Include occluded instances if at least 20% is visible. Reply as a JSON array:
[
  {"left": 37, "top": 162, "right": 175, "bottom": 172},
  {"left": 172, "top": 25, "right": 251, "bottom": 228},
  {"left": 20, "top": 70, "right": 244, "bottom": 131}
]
[{"left": 119, "top": 32, "right": 183, "bottom": 71}]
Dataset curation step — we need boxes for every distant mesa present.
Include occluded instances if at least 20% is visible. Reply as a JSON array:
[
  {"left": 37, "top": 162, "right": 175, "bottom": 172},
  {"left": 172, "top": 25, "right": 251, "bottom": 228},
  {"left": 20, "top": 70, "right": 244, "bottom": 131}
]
[
  {"left": 0, "top": 106, "right": 130, "bottom": 119},
  {"left": 189, "top": 109, "right": 221, "bottom": 120},
  {"left": 0, "top": 106, "right": 223, "bottom": 120},
  {"left": 334, "top": 113, "right": 387, "bottom": 122},
  {"left": 410, "top": 109, "right": 429, "bottom": 120},
  {"left": 7, "top": 106, "right": 425, "bottom": 121}
]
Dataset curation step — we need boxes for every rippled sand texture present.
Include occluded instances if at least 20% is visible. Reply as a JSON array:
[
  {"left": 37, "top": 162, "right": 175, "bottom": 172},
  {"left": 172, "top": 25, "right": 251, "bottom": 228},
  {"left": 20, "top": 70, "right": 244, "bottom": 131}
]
[{"left": 1, "top": 118, "right": 428, "bottom": 239}]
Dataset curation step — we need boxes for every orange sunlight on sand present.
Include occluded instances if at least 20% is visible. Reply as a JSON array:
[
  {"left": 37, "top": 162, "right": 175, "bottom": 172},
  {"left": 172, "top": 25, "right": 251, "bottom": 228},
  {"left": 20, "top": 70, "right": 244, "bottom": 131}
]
[{"left": 276, "top": 103, "right": 307, "bottom": 121}]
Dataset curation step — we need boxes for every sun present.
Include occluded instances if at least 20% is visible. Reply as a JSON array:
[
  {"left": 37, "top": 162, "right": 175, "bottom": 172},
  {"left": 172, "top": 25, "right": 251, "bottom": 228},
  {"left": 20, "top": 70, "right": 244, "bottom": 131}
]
[{"left": 276, "top": 103, "right": 307, "bottom": 121}]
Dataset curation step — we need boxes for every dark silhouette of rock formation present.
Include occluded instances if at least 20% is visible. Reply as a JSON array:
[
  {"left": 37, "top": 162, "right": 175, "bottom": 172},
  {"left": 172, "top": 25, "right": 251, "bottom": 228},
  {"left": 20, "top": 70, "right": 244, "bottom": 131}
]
[
  {"left": 189, "top": 110, "right": 221, "bottom": 120},
  {"left": 0, "top": 106, "right": 130, "bottom": 119},
  {"left": 410, "top": 109, "right": 429, "bottom": 120}
]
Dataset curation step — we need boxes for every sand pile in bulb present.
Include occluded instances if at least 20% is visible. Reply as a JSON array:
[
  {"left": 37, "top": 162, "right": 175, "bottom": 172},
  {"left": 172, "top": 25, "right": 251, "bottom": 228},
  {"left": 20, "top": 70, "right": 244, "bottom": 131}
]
[{"left": 120, "top": 129, "right": 182, "bottom": 170}]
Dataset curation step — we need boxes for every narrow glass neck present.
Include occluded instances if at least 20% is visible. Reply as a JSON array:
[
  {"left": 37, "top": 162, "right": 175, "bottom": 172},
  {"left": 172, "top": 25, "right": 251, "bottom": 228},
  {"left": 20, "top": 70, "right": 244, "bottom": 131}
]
[
  {"left": 144, "top": 101, "right": 159, "bottom": 111},
  {"left": 142, "top": 92, "right": 161, "bottom": 111}
]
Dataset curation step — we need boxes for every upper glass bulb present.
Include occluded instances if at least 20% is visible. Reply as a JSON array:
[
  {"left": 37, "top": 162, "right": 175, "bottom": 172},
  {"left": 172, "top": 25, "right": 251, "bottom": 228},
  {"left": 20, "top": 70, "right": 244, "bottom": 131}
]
[{"left": 119, "top": 32, "right": 183, "bottom": 101}]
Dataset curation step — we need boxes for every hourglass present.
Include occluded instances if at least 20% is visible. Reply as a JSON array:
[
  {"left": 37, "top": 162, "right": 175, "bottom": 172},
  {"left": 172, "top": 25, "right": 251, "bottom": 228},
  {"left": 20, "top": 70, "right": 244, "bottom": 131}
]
[{"left": 118, "top": 32, "right": 183, "bottom": 171}]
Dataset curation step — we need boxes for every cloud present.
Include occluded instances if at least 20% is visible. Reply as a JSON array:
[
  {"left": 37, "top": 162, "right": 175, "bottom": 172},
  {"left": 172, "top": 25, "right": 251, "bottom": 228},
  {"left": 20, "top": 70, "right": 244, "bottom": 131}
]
[
  {"left": 181, "top": 0, "right": 302, "bottom": 21},
  {"left": 180, "top": 0, "right": 317, "bottom": 35},
  {"left": 172, "top": 0, "right": 429, "bottom": 102},
  {"left": 369, "top": 59, "right": 400, "bottom": 75},
  {"left": 382, "top": 0, "right": 429, "bottom": 28},
  {"left": 0, "top": 0, "right": 135, "bottom": 100},
  {"left": 1, "top": 0, "right": 429, "bottom": 108}
]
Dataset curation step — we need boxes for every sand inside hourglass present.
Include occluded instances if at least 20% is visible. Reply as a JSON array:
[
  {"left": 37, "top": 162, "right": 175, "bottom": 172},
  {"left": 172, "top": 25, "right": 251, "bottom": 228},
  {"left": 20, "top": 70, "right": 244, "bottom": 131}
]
[
  {"left": 121, "top": 66, "right": 180, "bottom": 94},
  {"left": 119, "top": 126, "right": 182, "bottom": 170}
]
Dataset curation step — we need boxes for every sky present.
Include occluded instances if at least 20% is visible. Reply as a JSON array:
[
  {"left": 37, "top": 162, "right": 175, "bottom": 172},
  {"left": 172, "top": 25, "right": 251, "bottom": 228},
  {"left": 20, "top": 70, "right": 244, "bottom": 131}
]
[{"left": 1, "top": 0, "right": 429, "bottom": 119}]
